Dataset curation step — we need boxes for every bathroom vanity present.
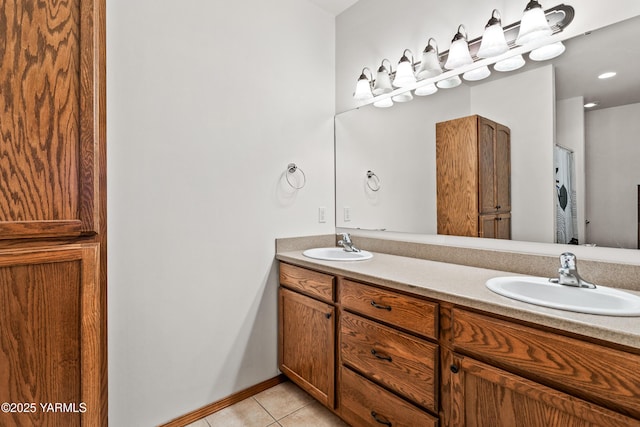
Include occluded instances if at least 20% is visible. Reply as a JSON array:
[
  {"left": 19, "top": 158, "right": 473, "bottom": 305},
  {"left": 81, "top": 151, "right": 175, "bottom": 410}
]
[{"left": 277, "top": 241, "right": 640, "bottom": 427}]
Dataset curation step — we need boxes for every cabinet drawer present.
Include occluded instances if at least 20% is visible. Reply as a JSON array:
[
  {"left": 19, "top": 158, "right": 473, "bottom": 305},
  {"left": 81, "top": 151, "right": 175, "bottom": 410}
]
[
  {"left": 341, "top": 312, "right": 438, "bottom": 411},
  {"left": 340, "top": 366, "right": 438, "bottom": 427},
  {"left": 279, "top": 263, "right": 335, "bottom": 302},
  {"left": 339, "top": 279, "right": 438, "bottom": 339},
  {"left": 451, "top": 308, "right": 640, "bottom": 419}
]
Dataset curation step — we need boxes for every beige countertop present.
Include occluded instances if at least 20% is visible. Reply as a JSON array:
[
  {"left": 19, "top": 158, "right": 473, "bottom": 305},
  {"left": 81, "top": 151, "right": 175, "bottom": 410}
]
[{"left": 276, "top": 250, "right": 640, "bottom": 351}]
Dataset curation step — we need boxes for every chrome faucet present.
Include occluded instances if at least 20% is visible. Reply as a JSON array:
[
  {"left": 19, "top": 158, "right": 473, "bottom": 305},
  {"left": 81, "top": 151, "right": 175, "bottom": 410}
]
[
  {"left": 550, "top": 252, "right": 596, "bottom": 289},
  {"left": 337, "top": 233, "right": 360, "bottom": 252}
]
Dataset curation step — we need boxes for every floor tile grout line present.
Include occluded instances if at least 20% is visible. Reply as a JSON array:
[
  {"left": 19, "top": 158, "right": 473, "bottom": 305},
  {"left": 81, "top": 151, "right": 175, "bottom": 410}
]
[{"left": 252, "top": 396, "right": 279, "bottom": 425}]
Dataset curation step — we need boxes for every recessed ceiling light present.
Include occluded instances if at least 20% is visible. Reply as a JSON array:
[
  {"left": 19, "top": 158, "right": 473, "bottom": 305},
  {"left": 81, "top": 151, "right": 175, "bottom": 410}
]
[
  {"left": 584, "top": 102, "right": 599, "bottom": 108},
  {"left": 598, "top": 72, "right": 617, "bottom": 79}
]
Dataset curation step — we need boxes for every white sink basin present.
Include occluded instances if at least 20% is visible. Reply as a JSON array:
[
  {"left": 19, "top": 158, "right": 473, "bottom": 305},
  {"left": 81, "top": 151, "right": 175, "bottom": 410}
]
[
  {"left": 486, "top": 276, "right": 640, "bottom": 316},
  {"left": 303, "top": 247, "right": 373, "bottom": 261}
]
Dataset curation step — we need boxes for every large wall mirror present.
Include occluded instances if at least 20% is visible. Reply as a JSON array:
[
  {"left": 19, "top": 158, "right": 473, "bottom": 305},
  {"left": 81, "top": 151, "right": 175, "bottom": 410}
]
[{"left": 335, "top": 14, "right": 640, "bottom": 250}]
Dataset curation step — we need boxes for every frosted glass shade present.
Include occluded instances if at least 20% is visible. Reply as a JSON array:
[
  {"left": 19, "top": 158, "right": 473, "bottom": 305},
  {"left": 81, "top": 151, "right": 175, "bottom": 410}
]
[
  {"left": 392, "top": 91, "right": 413, "bottom": 102},
  {"left": 478, "top": 23, "right": 509, "bottom": 58},
  {"left": 373, "top": 68, "right": 393, "bottom": 95},
  {"left": 393, "top": 59, "right": 416, "bottom": 87},
  {"left": 436, "top": 75, "right": 462, "bottom": 89},
  {"left": 414, "top": 83, "right": 438, "bottom": 96},
  {"left": 373, "top": 97, "right": 393, "bottom": 108},
  {"left": 494, "top": 54, "right": 525, "bottom": 72},
  {"left": 529, "top": 41, "right": 565, "bottom": 61},
  {"left": 463, "top": 66, "right": 491, "bottom": 81},
  {"left": 416, "top": 41, "right": 443, "bottom": 80},
  {"left": 444, "top": 38, "right": 473, "bottom": 69},
  {"left": 516, "top": 4, "right": 552, "bottom": 45},
  {"left": 353, "top": 77, "right": 373, "bottom": 100}
]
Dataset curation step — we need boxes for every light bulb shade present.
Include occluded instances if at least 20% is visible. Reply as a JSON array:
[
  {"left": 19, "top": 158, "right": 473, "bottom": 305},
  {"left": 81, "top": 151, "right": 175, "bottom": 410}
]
[
  {"left": 373, "top": 97, "right": 394, "bottom": 108},
  {"left": 463, "top": 66, "right": 491, "bottom": 81},
  {"left": 477, "top": 12, "right": 509, "bottom": 58},
  {"left": 373, "top": 64, "right": 393, "bottom": 95},
  {"left": 353, "top": 76, "right": 373, "bottom": 100},
  {"left": 494, "top": 54, "right": 525, "bottom": 72},
  {"left": 414, "top": 83, "right": 438, "bottom": 96},
  {"left": 416, "top": 39, "right": 443, "bottom": 80},
  {"left": 516, "top": 1, "right": 552, "bottom": 45},
  {"left": 436, "top": 75, "right": 462, "bottom": 89},
  {"left": 392, "top": 91, "right": 413, "bottom": 103},
  {"left": 529, "top": 41, "right": 565, "bottom": 61},
  {"left": 393, "top": 53, "right": 417, "bottom": 87},
  {"left": 445, "top": 26, "right": 473, "bottom": 69}
]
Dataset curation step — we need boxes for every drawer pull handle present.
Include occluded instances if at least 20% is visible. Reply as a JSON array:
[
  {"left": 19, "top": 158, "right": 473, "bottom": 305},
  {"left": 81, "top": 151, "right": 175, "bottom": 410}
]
[
  {"left": 370, "top": 411, "right": 392, "bottom": 426},
  {"left": 370, "top": 301, "right": 392, "bottom": 311},
  {"left": 371, "top": 349, "right": 392, "bottom": 362}
]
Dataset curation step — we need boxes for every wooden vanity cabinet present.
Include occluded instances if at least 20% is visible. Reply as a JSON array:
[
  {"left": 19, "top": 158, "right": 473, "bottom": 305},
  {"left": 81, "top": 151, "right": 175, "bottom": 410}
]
[
  {"left": 436, "top": 115, "right": 511, "bottom": 239},
  {"left": 442, "top": 307, "right": 640, "bottom": 426},
  {"left": 278, "top": 264, "right": 336, "bottom": 408}
]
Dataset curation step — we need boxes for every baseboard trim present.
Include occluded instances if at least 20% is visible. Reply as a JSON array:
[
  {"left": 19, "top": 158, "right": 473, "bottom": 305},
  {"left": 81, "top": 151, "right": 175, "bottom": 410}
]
[{"left": 159, "top": 374, "right": 288, "bottom": 427}]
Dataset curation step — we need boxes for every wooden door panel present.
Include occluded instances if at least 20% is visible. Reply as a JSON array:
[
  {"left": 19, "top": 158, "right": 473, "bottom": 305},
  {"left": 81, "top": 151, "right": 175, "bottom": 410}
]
[
  {"left": 0, "top": 0, "right": 100, "bottom": 239},
  {"left": 495, "top": 125, "right": 511, "bottom": 212},
  {"left": 478, "top": 118, "right": 497, "bottom": 214},
  {"left": 0, "top": 244, "right": 100, "bottom": 427}
]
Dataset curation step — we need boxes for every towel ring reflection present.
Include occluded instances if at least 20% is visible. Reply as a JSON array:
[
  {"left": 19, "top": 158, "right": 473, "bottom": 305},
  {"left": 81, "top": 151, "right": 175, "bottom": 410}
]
[
  {"left": 286, "top": 163, "right": 306, "bottom": 189},
  {"left": 366, "top": 170, "right": 381, "bottom": 191}
]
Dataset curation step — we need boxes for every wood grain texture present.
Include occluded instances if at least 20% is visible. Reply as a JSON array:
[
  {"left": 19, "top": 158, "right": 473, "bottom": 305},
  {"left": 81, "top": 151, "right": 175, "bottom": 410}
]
[
  {"left": 279, "top": 287, "right": 335, "bottom": 408},
  {"left": 450, "top": 353, "right": 640, "bottom": 427},
  {"left": 339, "top": 366, "right": 438, "bottom": 427},
  {"left": 280, "top": 262, "right": 335, "bottom": 303},
  {"left": 436, "top": 115, "right": 511, "bottom": 238},
  {"left": 339, "top": 279, "right": 438, "bottom": 339},
  {"left": 0, "top": 0, "right": 101, "bottom": 239},
  {"left": 451, "top": 308, "right": 640, "bottom": 419},
  {"left": 340, "top": 312, "right": 438, "bottom": 411},
  {"left": 0, "top": 244, "right": 100, "bottom": 427}
]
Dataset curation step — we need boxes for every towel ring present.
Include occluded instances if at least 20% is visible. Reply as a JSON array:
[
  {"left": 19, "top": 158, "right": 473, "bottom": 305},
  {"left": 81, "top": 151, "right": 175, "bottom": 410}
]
[
  {"left": 366, "top": 170, "right": 381, "bottom": 192},
  {"left": 286, "top": 163, "right": 306, "bottom": 189}
]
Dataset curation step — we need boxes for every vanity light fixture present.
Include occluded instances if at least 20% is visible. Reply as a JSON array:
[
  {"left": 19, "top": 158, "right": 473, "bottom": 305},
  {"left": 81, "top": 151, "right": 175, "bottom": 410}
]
[
  {"left": 352, "top": 2, "right": 574, "bottom": 108},
  {"left": 463, "top": 66, "right": 491, "bottom": 81},
  {"left": 393, "top": 49, "right": 417, "bottom": 87},
  {"left": 478, "top": 10, "right": 509, "bottom": 58},
  {"left": 353, "top": 67, "right": 374, "bottom": 100},
  {"left": 529, "top": 41, "right": 566, "bottom": 60},
  {"left": 416, "top": 38, "right": 443, "bottom": 79},
  {"left": 584, "top": 102, "right": 599, "bottom": 108},
  {"left": 373, "top": 59, "right": 394, "bottom": 95},
  {"left": 598, "top": 71, "right": 617, "bottom": 79},
  {"left": 445, "top": 25, "right": 473, "bottom": 69},
  {"left": 516, "top": 0, "right": 553, "bottom": 45}
]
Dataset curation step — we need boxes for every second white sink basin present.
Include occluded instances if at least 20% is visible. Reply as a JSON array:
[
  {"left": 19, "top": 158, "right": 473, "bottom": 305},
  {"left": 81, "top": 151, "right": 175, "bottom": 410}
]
[
  {"left": 303, "top": 247, "right": 373, "bottom": 261},
  {"left": 486, "top": 276, "right": 640, "bottom": 316}
]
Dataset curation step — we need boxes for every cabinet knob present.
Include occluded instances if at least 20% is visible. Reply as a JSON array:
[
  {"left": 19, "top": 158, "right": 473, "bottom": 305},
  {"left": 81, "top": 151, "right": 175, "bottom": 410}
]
[
  {"left": 495, "top": 205, "right": 501, "bottom": 210},
  {"left": 325, "top": 313, "right": 332, "bottom": 319},
  {"left": 450, "top": 364, "right": 459, "bottom": 374}
]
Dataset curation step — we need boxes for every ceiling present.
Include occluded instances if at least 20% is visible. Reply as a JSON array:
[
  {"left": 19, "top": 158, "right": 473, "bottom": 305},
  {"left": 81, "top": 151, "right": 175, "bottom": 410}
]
[{"left": 308, "top": 0, "right": 359, "bottom": 16}]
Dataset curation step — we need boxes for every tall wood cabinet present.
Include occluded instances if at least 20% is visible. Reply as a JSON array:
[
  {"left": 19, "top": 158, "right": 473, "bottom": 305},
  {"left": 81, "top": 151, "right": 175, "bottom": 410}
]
[
  {"left": 436, "top": 115, "right": 511, "bottom": 239},
  {"left": 0, "top": 0, "right": 106, "bottom": 425}
]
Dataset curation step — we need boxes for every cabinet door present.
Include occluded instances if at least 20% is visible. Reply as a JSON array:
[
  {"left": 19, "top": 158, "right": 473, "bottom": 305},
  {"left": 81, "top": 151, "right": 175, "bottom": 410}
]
[
  {"left": 0, "top": 0, "right": 103, "bottom": 240},
  {"left": 448, "top": 353, "right": 639, "bottom": 427},
  {"left": 0, "top": 244, "right": 100, "bottom": 427},
  {"left": 279, "top": 287, "right": 335, "bottom": 408},
  {"left": 478, "top": 118, "right": 497, "bottom": 214},
  {"left": 495, "top": 124, "right": 511, "bottom": 213}
]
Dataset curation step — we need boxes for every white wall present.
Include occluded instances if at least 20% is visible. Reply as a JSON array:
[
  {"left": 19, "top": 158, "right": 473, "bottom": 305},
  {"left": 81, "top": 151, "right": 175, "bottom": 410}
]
[
  {"left": 335, "top": 87, "right": 470, "bottom": 233},
  {"left": 586, "top": 103, "right": 640, "bottom": 249},
  {"left": 556, "top": 97, "right": 586, "bottom": 242},
  {"left": 107, "top": 1, "right": 335, "bottom": 426},
  {"left": 471, "top": 66, "right": 555, "bottom": 243}
]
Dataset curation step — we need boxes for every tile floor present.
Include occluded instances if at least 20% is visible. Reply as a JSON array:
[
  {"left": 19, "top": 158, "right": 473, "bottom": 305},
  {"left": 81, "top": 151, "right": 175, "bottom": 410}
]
[{"left": 186, "top": 381, "right": 349, "bottom": 427}]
